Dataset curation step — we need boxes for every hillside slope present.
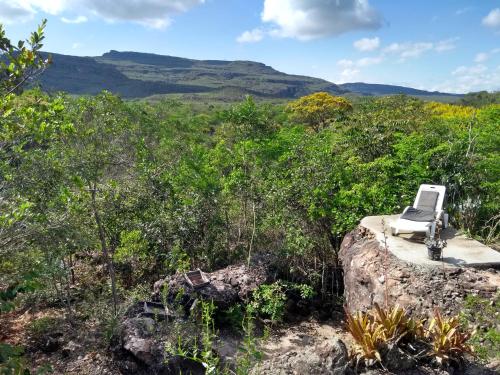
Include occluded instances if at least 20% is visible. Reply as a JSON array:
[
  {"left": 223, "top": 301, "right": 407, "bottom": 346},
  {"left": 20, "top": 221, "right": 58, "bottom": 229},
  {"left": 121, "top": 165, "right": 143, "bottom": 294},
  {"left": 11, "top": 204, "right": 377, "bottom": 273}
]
[
  {"left": 35, "top": 51, "right": 460, "bottom": 100},
  {"left": 37, "top": 51, "right": 345, "bottom": 99}
]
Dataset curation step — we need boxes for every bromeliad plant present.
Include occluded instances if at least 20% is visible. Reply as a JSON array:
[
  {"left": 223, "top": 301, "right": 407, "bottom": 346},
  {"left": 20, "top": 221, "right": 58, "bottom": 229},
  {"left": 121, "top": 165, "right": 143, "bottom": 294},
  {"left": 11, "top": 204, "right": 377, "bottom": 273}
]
[
  {"left": 345, "top": 308, "right": 387, "bottom": 365},
  {"left": 372, "top": 303, "right": 426, "bottom": 343},
  {"left": 346, "top": 304, "right": 474, "bottom": 368},
  {"left": 372, "top": 303, "right": 410, "bottom": 341},
  {"left": 426, "top": 308, "right": 474, "bottom": 365}
]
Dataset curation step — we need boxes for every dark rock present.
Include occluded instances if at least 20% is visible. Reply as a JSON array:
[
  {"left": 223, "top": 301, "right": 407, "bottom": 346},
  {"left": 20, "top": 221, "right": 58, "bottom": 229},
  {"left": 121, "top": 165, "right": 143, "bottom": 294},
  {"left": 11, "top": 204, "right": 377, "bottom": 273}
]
[
  {"left": 41, "top": 336, "right": 62, "bottom": 353},
  {"left": 116, "top": 359, "right": 139, "bottom": 374},
  {"left": 152, "top": 264, "right": 269, "bottom": 310},
  {"left": 381, "top": 343, "right": 416, "bottom": 371}
]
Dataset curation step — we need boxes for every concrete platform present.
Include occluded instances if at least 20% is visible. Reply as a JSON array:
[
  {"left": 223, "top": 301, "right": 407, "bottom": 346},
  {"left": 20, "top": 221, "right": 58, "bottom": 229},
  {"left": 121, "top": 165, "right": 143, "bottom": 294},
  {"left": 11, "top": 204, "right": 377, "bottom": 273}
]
[{"left": 361, "top": 215, "right": 500, "bottom": 268}]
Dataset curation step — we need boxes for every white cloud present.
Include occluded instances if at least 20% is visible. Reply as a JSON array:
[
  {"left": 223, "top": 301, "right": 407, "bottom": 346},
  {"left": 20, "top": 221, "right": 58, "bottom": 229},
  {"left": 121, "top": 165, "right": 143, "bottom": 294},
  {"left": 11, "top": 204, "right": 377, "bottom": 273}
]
[
  {"left": 84, "top": 0, "right": 205, "bottom": 29},
  {"left": 432, "top": 64, "right": 500, "bottom": 94},
  {"left": 473, "top": 48, "right": 500, "bottom": 63},
  {"left": 356, "top": 56, "right": 383, "bottom": 67},
  {"left": 474, "top": 52, "right": 488, "bottom": 63},
  {"left": 452, "top": 65, "right": 487, "bottom": 76},
  {"left": 337, "top": 59, "right": 354, "bottom": 68},
  {"left": 259, "top": 0, "right": 382, "bottom": 41},
  {"left": 339, "top": 68, "right": 360, "bottom": 83},
  {"left": 353, "top": 37, "right": 380, "bottom": 51},
  {"left": 383, "top": 38, "right": 458, "bottom": 61},
  {"left": 337, "top": 56, "right": 383, "bottom": 69},
  {"left": 384, "top": 42, "right": 433, "bottom": 59},
  {"left": 434, "top": 38, "right": 459, "bottom": 52},
  {"left": 455, "top": 7, "right": 472, "bottom": 16},
  {"left": 61, "top": 15, "right": 88, "bottom": 24},
  {"left": 0, "top": 0, "right": 205, "bottom": 29},
  {"left": 72, "top": 42, "right": 82, "bottom": 49},
  {"left": 237, "top": 28, "right": 265, "bottom": 43},
  {"left": 482, "top": 8, "right": 500, "bottom": 29},
  {"left": 335, "top": 55, "right": 382, "bottom": 83},
  {"left": 0, "top": 1, "right": 34, "bottom": 23}
]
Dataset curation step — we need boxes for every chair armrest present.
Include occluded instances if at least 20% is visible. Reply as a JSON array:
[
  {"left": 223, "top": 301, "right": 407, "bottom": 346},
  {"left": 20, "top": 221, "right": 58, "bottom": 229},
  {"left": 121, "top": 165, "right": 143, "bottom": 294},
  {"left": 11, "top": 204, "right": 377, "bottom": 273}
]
[{"left": 402, "top": 206, "right": 411, "bottom": 214}]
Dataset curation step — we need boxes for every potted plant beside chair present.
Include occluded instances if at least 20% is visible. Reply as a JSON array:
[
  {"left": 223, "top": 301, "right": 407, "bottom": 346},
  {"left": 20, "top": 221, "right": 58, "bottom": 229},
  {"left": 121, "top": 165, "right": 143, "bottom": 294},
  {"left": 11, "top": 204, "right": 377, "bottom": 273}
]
[{"left": 425, "top": 236, "right": 447, "bottom": 261}]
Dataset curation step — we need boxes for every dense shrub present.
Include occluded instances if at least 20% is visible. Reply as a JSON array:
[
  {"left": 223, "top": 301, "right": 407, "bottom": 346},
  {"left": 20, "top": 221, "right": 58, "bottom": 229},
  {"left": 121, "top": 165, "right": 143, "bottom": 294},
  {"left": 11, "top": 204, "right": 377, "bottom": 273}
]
[{"left": 1, "top": 90, "right": 498, "bottom": 319}]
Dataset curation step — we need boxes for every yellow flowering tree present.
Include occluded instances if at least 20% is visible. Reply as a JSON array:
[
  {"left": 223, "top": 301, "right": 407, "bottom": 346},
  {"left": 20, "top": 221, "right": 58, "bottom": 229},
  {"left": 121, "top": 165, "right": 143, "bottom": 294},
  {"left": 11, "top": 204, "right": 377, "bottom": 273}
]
[
  {"left": 287, "top": 92, "right": 352, "bottom": 132},
  {"left": 424, "top": 102, "right": 475, "bottom": 120}
]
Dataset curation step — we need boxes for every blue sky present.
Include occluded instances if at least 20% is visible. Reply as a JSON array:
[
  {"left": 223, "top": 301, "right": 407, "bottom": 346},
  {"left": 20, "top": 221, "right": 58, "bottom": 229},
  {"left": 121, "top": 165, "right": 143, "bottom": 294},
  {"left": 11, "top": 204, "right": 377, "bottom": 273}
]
[{"left": 1, "top": 0, "right": 499, "bottom": 93}]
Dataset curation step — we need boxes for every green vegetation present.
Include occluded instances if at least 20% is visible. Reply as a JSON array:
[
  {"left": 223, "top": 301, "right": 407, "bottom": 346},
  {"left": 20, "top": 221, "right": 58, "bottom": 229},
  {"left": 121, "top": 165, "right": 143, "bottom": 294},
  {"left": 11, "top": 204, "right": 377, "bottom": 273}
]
[
  {"left": 250, "top": 281, "right": 314, "bottom": 324},
  {"left": 459, "top": 91, "right": 500, "bottom": 107},
  {"left": 460, "top": 294, "right": 500, "bottom": 361},
  {"left": 1, "top": 21, "right": 499, "bottom": 374},
  {"left": 2, "top": 88, "right": 498, "bottom": 312},
  {"left": 0, "top": 19, "right": 50, "bottom": 96}
]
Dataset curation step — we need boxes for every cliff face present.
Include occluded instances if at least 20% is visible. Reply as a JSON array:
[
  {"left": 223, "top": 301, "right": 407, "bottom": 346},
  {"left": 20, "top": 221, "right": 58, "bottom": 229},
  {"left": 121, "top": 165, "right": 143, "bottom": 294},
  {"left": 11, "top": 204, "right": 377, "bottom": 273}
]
[{"left": 339, "top": 225, "right": 499, "bottom": 317}]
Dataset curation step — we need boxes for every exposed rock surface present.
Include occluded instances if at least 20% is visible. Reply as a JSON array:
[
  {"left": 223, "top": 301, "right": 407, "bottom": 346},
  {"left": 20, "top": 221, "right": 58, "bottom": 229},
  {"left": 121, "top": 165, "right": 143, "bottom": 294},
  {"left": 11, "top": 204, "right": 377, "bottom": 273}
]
[
  {"left": 251, "top": 338, "right": 350, "bottom": 375},
  {"left": 118, "top": 314, "right": 205, "bottom": 375},
  {"left": 339, "top": 226, "right": 499, "bottom": 317},
  {"left": 115, "top": 264, "right": 269, "bottom": 373},
  {"left": 152, "top": 264, "right": 269, "bottom": 309}
]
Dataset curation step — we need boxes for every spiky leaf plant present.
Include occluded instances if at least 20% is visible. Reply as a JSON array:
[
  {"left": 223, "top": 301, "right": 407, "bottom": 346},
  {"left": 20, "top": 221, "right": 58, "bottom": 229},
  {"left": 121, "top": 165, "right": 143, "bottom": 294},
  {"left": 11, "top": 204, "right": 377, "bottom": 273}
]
[
  {"left": 426, "top": 308, "right": 474, "bottom": 365},
  {"left": 372, "top": 303, "right": 426, "bottom": 343},
  {"left": 345, "top": 309, "right": 387, "bottom": 365}
]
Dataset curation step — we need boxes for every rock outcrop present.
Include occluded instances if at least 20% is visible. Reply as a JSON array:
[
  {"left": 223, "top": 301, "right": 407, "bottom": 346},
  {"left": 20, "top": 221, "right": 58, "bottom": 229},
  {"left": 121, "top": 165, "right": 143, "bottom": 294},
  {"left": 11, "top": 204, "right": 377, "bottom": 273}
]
[
  {"left": 118, "top": 313, "right": 205, "bottom": 375},
  {"left": 339, "top": 225, "right": 499, "bottom": 317},
  {"left": 116, "top": 264, "right": 269, "bottom": 373},
  {"left": 251, "top": 338, "right": 350, "bottom": 375},
  {"left": 152, "top": 264, "right": 269, "bottom": 310}
]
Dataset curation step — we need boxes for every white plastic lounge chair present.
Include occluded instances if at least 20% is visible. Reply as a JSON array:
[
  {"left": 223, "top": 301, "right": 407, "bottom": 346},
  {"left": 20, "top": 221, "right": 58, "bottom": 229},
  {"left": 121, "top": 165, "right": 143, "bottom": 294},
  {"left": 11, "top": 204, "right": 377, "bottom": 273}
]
[{"left": 391, "top": 184, "right": 448, "bottom": 238}]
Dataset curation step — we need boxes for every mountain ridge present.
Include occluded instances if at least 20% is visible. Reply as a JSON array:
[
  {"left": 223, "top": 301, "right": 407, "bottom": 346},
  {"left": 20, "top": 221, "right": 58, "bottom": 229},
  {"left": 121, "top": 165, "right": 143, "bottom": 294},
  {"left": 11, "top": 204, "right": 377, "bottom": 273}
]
[
  {"left": 35, "top": 51, "right": 461, "bottom": 100},
  {"left": 338, "top": 82, "right": 461, "bottom": 97}
]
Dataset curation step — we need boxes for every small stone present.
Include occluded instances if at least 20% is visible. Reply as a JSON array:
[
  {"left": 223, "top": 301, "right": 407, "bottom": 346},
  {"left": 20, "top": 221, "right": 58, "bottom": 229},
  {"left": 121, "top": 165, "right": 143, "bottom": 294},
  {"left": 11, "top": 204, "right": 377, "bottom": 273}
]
[{"left": 61, "top": 340, "right": 82, "bottom": 358}]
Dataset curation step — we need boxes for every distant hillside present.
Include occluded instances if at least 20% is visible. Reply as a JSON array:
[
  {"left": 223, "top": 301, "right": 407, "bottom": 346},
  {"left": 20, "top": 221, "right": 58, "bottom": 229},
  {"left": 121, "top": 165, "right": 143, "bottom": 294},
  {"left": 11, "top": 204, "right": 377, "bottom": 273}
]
[
  {"left": 34, "top": 51, "right": 461, "bottom": 101},
  {"left": 339, "top": 82, "right": 461, "bottom": 98},
  {"left": 36, "top": 51, "right": 345, "bottom": 100}
]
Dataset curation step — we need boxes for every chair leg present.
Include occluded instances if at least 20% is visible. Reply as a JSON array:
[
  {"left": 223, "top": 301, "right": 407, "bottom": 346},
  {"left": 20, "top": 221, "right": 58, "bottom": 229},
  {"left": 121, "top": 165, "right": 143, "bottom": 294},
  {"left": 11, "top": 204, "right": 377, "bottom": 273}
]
[
  {"left": 430, "top": 222, "right": 436, "bottom": 239},
  {"left": 443, "top": 213, "right": 449, "bottom": 229},
  {"left": 391, "top": 226, "right": 398, "bottom": 236}
]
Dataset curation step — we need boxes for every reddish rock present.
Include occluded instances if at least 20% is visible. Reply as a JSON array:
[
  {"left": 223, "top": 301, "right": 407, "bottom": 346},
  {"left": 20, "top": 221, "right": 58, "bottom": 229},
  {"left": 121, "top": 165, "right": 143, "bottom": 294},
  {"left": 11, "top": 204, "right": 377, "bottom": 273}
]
[{"left": 339, "top": 226, "right": 499, "bottom": 317}]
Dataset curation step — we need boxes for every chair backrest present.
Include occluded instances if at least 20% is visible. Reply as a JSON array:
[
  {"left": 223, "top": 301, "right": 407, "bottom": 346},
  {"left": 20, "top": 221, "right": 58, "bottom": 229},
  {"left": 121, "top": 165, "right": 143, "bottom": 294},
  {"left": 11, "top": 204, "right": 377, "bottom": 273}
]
[{"left": 413, "top": 184, "right": 446, "bottom": 212}]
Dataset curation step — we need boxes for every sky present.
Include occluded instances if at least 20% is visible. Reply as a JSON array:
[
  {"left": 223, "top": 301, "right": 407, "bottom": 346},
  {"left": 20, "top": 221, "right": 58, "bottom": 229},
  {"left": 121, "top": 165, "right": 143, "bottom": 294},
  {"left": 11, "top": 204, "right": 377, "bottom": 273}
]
[{"left": 1, "top": 0, "right": 499, "bottom": 93}]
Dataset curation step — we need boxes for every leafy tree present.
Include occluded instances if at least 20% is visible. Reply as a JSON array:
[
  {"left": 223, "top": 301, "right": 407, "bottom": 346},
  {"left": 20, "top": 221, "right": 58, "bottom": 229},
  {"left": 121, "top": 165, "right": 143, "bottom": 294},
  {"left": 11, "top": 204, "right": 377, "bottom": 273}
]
[
  {"left": 0, "top": 19, "right": 50, "bottom": 96},
  {"left": 425, "top": 101, "right": 475, "bottom": 119},
  {"left": 459, "top": 91, "right": 500, "bottom": 107},
  {"left": 0, "top": 90, "right": 74, "bottom": 313},
  {"left": 287, "top": 92, "right": 352, "bottom": 132},
  {"left": 60, "top": 92, "right": 142, "bottom": 314}
]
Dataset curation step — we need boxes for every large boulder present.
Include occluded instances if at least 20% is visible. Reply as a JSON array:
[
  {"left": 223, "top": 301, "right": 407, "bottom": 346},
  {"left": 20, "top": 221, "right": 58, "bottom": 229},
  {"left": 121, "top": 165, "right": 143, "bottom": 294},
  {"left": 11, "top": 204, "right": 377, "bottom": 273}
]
[
  {"left": 152, "top": 264, "right": 269, "bottom": 310},
  {"left": 339, "top": 225, "right": 499, "bottom": 317},
  {"left": 119, "top": 315, "right": 205, "bottom": 375},
  {"left": 116, "top": 264, "right": 269, "bottom": 374},
  {"left": 121, "top": 317, "right": 160, "bottom": 367}
]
